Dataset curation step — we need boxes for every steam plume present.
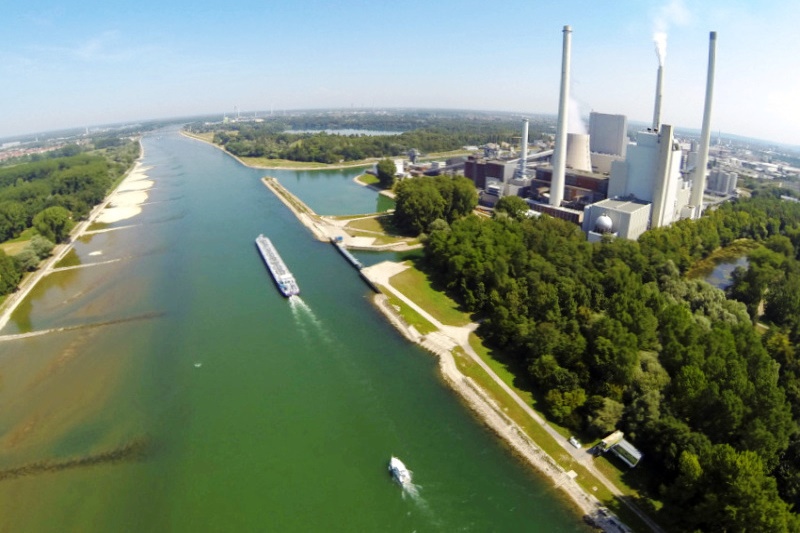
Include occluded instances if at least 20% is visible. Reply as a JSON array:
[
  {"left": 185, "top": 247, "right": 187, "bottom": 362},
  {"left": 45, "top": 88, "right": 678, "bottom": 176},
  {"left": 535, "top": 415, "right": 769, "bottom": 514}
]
[{"left": 653, "top": 32, "right": 667, "bottom": 66}]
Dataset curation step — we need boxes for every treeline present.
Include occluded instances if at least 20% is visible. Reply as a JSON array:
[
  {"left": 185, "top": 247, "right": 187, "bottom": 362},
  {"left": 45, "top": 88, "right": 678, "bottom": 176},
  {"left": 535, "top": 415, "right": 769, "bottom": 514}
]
[
  {"left": 187, "top": 113, "right": 545, "bottom": 164},
  {"left": 0, "top": 140, "right": 139, "bottom": 298},
  {"left": 419, "top": 190, "right": 800, "bottom": 531}
]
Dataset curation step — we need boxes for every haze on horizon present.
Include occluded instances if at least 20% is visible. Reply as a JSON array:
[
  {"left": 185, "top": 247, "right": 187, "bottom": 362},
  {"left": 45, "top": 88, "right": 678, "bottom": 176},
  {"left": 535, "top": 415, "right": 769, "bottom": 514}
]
[{"left": 2, "top": 0, "right": 799, "bottom": 147}]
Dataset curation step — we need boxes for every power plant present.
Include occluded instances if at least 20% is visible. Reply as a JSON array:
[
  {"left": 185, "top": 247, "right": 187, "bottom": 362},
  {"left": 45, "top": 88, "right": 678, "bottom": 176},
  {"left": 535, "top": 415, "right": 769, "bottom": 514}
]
[{"left": 462, "top": 25, "right": 722, "bottom": 240}]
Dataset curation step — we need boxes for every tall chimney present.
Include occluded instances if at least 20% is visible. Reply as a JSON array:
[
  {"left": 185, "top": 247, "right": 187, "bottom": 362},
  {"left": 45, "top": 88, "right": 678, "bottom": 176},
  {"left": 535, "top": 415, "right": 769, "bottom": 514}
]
[
  {"left": 550, "top": 25, "right": 572, "bottom": 207},
  {"left": 653, "top": 64, "right": 664, "bottom": 131},
  {"left": 517, "top": 118, "right": 529, "bottom": 178},
  {"left": 690, "top": 31, "right": 717, "bottom": 218}
]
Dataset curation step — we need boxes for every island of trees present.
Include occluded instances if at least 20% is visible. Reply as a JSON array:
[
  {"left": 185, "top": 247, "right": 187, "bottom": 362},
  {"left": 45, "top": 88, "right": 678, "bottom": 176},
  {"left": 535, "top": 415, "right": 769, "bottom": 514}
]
[
  {"left": 393, "top": 181, "right": 800, "bottom": 532},
  {"left": 0, "top": 138, "right": 140, "bottom": 299}
]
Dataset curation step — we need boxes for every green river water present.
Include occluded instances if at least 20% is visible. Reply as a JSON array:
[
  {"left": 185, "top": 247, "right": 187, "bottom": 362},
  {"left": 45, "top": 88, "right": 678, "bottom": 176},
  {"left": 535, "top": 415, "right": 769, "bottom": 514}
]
[{"left": 0, "top": 129, "right": 586, "bottom": 532}]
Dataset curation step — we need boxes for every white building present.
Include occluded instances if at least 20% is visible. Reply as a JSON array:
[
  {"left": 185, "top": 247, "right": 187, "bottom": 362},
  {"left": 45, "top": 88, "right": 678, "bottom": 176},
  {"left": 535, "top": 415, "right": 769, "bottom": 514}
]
[
  {"left": 607, "top": 124, "right": 691, "bottom": 232},
  {"left": 583, "top": 198, "right": 652, "bottom": 242},
  {"left": 589, "top": 112, "right": 628, "bottom": 174}
]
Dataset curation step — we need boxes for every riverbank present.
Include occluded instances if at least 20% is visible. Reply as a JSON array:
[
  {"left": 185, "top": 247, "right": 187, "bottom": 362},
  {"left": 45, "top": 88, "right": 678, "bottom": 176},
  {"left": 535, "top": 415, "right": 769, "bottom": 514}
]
[{"left": 0, "top": 147, "right": 148, "bottom": 333}]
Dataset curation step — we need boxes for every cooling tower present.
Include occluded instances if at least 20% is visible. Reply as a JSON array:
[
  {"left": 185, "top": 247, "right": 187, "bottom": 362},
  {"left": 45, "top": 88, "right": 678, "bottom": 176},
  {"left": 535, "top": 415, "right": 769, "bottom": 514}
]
[
  {"left": 566, "top": 133, "right": 592, "bottom": 172},
  {"left": 690, "top": 31, "right": 717, "bottom": 218},
  {"left": 550, "top": 25, "right": 572, "bottom": 207}
]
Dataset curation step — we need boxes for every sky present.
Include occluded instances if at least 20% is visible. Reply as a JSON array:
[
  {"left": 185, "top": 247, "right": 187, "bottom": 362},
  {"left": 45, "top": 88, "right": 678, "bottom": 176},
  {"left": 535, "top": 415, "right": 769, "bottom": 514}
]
[{"left": 1, "top": 0, "right": 799, "bottom": 147}]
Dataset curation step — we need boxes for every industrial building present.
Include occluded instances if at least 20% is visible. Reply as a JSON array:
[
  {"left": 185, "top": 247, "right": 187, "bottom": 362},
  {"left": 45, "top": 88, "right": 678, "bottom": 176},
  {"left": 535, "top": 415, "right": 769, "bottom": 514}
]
[
  {"left": 464, "top": 27, "right": 720, "bottom": 243},
  {"left": 589, "top": 112, "right": 628, "bottom": 174},
  {"left": 706, "top": 168, "right": 738, "bottom": 196}
]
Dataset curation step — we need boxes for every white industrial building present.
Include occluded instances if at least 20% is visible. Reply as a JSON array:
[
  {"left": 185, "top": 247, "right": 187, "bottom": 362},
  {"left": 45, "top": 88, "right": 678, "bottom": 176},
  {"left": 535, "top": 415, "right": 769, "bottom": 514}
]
[
  {"left": 583, "top": 198, "right": 652, "bottom": 242},
  {"left": 544, "top": 27, "right": 718, "bottom": 241},
  {"left": 606, "top": 124, "right": 692, "bottom": 230},
  {"left": 589, "top": 112, "right": 628, "bottom": 174}
]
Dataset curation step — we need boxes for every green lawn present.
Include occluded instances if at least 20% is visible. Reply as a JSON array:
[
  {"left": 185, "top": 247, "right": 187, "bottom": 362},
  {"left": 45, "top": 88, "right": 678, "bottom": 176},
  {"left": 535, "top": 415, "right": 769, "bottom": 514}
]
[
  {"left": 389, "top": 265, "right": 471, "bottom": 326},
  {"left": 346, "top": 216, "right": 390, "bottom": 233},
  {"left": 377, "top": 285, "right": 437, "bottom": 335},
  {"left": 0, "top": 240, "right": 28, "bottom": 256},
  {"left": 356, "top": 173, "right": 380, "bottom": 186}
]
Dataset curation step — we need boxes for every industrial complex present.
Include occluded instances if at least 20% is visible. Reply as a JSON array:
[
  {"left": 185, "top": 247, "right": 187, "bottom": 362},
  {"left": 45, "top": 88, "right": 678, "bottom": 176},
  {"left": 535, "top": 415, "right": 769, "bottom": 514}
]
[{"left": 454, "top": 27, "right": 743, "bottom": 241}]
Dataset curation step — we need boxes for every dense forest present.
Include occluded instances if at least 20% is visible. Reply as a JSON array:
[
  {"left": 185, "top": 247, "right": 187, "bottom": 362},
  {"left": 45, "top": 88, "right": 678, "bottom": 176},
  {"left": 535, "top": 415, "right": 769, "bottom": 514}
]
[
  {"left": 0, "top": 139, "right": 139, "bottom": 298},
  {"left": 393, "top": 175, "right": 478, "bottom": 235},
  {"left": 186, "top": 112, "right": 548, "bottom": 164},
  {"left": 412, "top": 190, "right": 800, "bottom": 531}
]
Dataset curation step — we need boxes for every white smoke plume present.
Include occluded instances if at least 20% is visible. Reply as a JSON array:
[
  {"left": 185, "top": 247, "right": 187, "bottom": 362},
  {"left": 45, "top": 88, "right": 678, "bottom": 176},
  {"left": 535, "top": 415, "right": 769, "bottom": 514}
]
[
  {"left": 567, "top": 97, "right": 587, "bottom": 135},
  {"left": 652, "top": 0, "right": 689, "bottom": 66},
  {"left": 653, "top": 32, "right": 667, "bottom": 67}
]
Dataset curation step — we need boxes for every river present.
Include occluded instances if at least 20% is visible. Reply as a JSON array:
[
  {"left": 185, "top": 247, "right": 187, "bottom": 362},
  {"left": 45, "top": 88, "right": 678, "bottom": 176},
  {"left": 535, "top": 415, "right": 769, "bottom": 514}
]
[{"left": 0, "top": 128, "right": 585, "bottom": 531}]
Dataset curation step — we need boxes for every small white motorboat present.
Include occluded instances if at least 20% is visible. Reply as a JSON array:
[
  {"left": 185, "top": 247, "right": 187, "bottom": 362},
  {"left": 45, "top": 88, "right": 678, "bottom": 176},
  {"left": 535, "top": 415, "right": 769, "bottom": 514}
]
[{"left": 388, "top": 456, "right": 412, "bottom": 486}]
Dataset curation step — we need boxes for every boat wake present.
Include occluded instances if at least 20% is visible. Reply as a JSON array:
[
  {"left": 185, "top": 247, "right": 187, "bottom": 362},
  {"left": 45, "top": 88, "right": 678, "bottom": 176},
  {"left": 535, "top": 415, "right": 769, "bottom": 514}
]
[
  {"left": 401, "top": 481, "right": 435, "bottom": 523},
  {"left": 289, "top": 296, "right": 333, "bottom": 344}
]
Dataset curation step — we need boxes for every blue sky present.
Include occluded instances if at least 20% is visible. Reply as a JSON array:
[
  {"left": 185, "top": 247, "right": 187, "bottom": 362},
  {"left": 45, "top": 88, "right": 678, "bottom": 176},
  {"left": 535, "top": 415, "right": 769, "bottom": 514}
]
[{"left": 2, "top": 0, "right": 799, "bottom": 146}]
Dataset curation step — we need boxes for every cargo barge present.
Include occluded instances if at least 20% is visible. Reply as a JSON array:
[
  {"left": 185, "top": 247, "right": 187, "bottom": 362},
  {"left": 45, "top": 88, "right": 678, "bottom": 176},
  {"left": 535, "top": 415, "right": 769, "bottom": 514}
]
[{"left": 255, "top": 234, "right": 300, "bottom": 297}]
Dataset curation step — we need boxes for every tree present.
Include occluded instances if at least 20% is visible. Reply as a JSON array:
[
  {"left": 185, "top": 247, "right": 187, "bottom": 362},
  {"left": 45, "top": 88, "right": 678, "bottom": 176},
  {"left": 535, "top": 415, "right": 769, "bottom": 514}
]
[
  {"left": 29, "top": 235, "right": 54, "bottom": 259},
  {"left": 32, "top": 206, "right": 73, "bottom": 243},
  {"left": 376, "top": 158, "right": 397, "bottom": 188},
  {"left": 0, "top": 250, "right": 21, "bottom": 295},
  {"left": 448, "top": 175, "right": 479, "bottom": 219},
  {"left": 14, "top": 248, "right": 39, "bottom": 271},
  {"left": 494, "top": 195, "right": 530, "bottom": 220}
]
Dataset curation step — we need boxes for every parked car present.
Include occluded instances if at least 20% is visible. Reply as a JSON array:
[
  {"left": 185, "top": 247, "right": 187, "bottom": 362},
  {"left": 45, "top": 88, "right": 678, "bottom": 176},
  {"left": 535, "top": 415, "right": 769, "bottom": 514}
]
[{"left": 568, "top": 436, "right": 582, "bottom": 449}]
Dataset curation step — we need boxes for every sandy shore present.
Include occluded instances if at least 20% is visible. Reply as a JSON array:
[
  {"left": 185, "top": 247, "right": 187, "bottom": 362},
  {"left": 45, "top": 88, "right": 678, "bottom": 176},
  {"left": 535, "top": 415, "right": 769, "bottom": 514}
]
[
  {"left": 95, "top": 164, "right": 153, "bottom": 224},
  {"left": 0, "top": 151, "right": 149, "bottom": 333}
]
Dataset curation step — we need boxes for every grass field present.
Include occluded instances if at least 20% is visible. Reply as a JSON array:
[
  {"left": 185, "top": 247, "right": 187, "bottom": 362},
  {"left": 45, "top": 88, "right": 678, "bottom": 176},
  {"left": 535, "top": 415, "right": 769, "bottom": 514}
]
[
  {"left": 389, "top": 265, "right": 471, "bottom": 327},
  {"left": 379, "top": 287, "right": 437, "bottom": 335},
  {"left": 356, "top": 173, "right": 380, "bottom": 186}
]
